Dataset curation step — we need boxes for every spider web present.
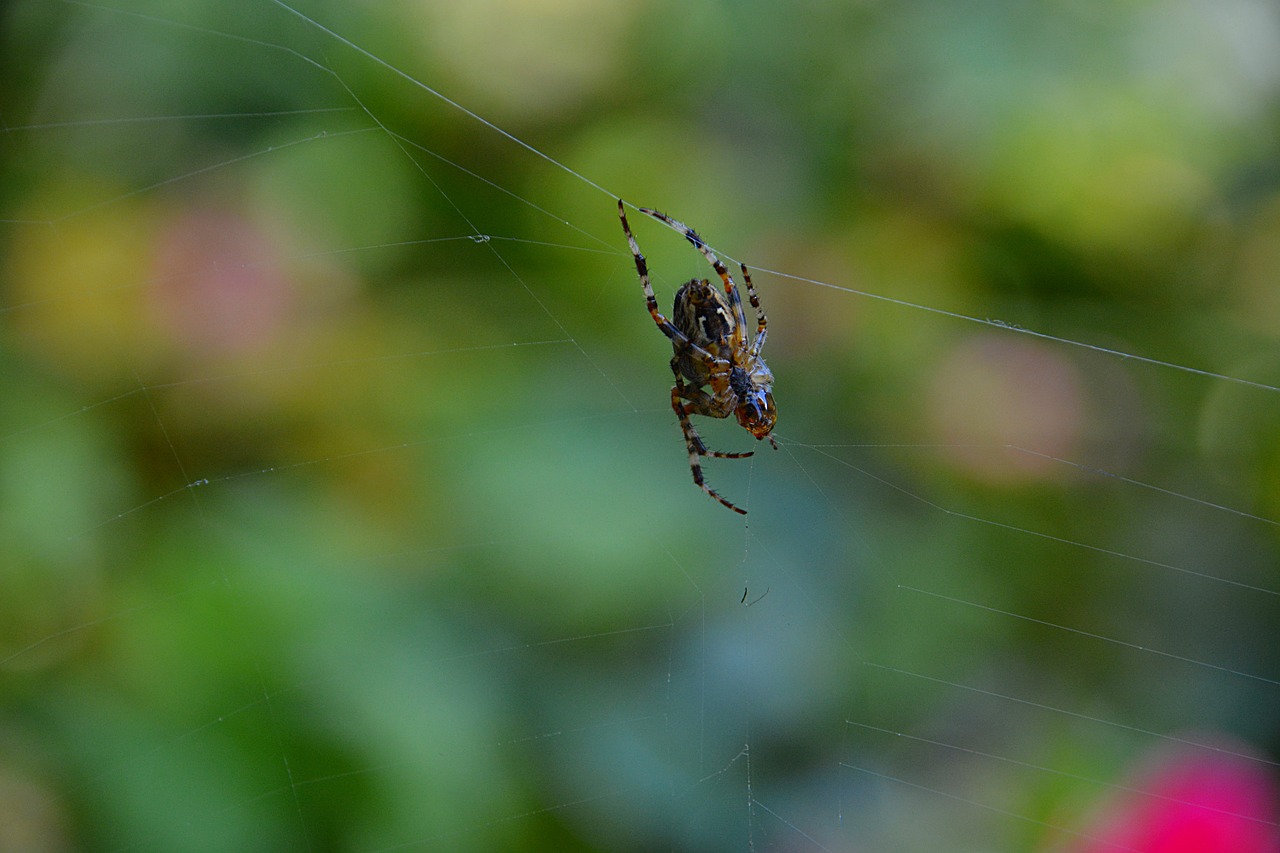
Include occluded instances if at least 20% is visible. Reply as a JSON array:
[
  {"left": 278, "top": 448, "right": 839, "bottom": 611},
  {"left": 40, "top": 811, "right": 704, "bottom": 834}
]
[{"left": 3, "top": 1, "right": 1280, "bottom": 851}]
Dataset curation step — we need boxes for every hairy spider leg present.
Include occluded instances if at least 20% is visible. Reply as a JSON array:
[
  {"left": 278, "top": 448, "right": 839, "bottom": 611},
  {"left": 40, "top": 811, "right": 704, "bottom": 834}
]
[
  {"left": 671, "top": 376, "right": 755, "bottom": 459},
  {"left": 738, "top": 262, "right": 777, "bottom": 450},
  {"left": 638, "top": 207, "right": 750, "bottom": 357},
  {"left": 739, "top": 263, "right": 767, "bottom": 356},
  {"left": 671, "top": 382, "right": 749, "bottom": 515}
]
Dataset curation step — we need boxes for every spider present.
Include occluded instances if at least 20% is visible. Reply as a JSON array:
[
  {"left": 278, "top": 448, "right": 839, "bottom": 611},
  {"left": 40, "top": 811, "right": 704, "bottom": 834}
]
[{"left": 618, "top": 199, "right": 777, "bottom": 515}]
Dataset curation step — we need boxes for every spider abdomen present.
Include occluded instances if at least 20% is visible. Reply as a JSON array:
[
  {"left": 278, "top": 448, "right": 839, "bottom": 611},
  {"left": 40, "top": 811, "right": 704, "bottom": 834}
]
[
  {"left": 673, "top": 279, "right": 736, "bottom": 346},
  {"left": 672, "top": 278, "right": 737, "bottom": 386}
]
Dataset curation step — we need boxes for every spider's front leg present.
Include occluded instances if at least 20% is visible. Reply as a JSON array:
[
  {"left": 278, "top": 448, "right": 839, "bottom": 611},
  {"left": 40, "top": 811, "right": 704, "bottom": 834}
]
[
  {"left": 619, "top": 200, "right": 708, "bottom": 352},
  {"left": 740, "top": 263, "right": 767, "bottom": 356}
]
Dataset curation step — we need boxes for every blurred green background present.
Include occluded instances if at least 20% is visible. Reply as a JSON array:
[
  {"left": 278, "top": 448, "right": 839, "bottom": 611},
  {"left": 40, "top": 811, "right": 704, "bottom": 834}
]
[{"left": 4, "top": 1, "right": 1280, "bottom": 850}]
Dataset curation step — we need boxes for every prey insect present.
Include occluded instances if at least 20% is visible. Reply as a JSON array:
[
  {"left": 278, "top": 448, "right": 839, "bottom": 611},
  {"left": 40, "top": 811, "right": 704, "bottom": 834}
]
[{"left": 618, "top": 200, "right": 777, "bottom": 515}]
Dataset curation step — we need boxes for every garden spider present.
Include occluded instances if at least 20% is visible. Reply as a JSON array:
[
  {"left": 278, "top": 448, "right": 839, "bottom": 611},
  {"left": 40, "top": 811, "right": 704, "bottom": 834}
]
[{"left": 618, "top": 199, "right": 777, "bottom": 515}]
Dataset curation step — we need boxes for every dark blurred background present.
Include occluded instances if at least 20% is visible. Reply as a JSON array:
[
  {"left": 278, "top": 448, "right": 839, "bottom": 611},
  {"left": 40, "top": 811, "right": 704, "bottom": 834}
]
[{"left": 3, "top": 1, "right": 1280, "bottom": 851}]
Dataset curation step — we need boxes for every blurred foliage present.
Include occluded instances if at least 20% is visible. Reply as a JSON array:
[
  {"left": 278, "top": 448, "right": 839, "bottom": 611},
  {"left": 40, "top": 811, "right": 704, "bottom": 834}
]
[{"left": 3, "top": 0, "right": 1280, "bottom": 850}]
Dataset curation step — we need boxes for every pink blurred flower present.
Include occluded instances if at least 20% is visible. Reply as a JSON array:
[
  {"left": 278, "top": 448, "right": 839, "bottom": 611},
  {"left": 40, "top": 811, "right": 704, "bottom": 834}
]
[
  {"left": 927, "top": 334, "right": 1085, "bottom": 484},
  {"left": 150, "top": 209, "right": 295, "bottom": 358},
  {"left": 1072, "top": 746, "right": 1280, "bottom": 853}
]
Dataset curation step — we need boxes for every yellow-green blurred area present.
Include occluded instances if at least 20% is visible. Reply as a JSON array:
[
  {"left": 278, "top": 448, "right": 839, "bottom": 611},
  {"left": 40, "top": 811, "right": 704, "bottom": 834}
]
[{"left": 4, "top": 0, "right": 1280, "bottom": 850}]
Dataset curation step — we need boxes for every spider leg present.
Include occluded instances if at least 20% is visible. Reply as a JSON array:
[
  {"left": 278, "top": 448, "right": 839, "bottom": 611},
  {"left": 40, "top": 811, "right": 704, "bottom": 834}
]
[
  {"left": 618, "top": 200, "right": 722, "bottom": 362},
  {"left": 639, "top": 207, "right": 750, "bottom": 340},
  {"left": 670, "top": 383, "right": 749, "bottom": 515},
  {"left": 671, "top": 373, "right": 753, "bottom": 459},
  {"left": 740, "top": 263, "right": 767, "bottom": 356}
]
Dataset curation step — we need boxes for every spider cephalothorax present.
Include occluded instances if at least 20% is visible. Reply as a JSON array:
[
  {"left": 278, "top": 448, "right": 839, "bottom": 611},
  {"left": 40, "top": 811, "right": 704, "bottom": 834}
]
[{"left": 618, "top": 199, "right": 777, "bottom": 514}]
